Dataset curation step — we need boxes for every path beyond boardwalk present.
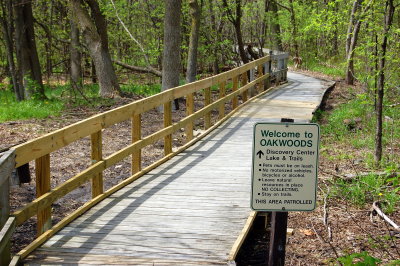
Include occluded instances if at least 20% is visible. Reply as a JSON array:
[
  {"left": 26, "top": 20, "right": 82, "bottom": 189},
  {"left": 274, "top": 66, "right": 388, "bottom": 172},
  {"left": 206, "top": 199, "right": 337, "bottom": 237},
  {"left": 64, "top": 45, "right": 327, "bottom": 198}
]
[{"left": 24, "top": 72, "right": 333, "bottom": 265}]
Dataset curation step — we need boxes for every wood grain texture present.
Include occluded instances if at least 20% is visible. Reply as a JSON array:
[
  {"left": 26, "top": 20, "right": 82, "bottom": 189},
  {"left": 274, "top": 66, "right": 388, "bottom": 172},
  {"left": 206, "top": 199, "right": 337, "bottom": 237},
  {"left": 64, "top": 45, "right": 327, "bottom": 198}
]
[
  {"left": 23, "top": 72, "right": 332, "bottom": 265},
  {"left": 35, "top": 154, "right": 51, "bottom": 237},
  {"left": 132, "top": 114, "right": 142, "bottom": 174},
  {"left": 91, "top": 131, "right": 103, "bottom": 198},
  {"left": 185, "top": 92, "right": 194, "bottom": 142}
]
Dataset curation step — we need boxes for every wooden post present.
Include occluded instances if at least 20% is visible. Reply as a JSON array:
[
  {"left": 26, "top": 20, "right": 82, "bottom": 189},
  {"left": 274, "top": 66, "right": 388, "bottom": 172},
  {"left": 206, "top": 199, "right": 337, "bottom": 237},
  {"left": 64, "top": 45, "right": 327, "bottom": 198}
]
[
  {"left": 268, "top": 117, "right": 294, "bottom": 266},
  {"left": 268, "top": 212, "right": 288, "bottom": 266},
  {"left": 0, "top": 150, "right": 15, "bottom": 265},
  {"left": 268, "top": 51, "right": 273, "bottom": 85},
  {"left": 232, "top": 76, "right": 239, "bottom": 109},
  {"left": 132, "top": 114, "right": 142, "bottom": 174},
  {"left": 284, "top": 56, "right": 288, "bottom": 81},
  {"left": 204, "top": 87, "right": 211, "bottom": 130},
  {"left": 257, "top": 64, "right": 263, "bottom": 94},
  {"left": 35, "top": 153, "right": 51, "bottom": 237},
  {"left": 241, "top": 73, "right": 248, "bottom": 103},
  {"left": 249, "top": 68, "right": 256, "bottom": 97},
  {"left": 91, "top": 131, "right": 103, "bottom": 198},
  {"left": 218, "top": 81, "right": 226, "bottom": 120},
  {"left": 185, "top": 93, "right": 194, "bottom": 142},
  {"left": 164, "top": 101, "right": 172, "bottom": 155}
]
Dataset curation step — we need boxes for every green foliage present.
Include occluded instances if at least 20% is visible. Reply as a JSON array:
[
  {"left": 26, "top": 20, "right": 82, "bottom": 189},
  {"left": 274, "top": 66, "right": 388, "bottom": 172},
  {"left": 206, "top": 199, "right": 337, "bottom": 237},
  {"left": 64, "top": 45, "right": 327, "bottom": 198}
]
[
  {"left": 332, "top": 172, "right": 400, "bottom": 213},
  {"left": 121, "top": 83, "right": 161, "bottom": 96},
  {"left": 0, "top": 89, "right": 63, "bottom": 122},
  {"left": 338, "top": 251, "right": 381, "bottom": 265}
]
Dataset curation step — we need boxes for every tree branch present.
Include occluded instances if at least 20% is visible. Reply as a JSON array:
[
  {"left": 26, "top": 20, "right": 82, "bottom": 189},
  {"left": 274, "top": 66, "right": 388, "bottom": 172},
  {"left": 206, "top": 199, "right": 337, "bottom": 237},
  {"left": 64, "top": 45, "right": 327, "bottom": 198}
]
[{"left": 113, "top": 59, "right": 162, "bottom": 77}]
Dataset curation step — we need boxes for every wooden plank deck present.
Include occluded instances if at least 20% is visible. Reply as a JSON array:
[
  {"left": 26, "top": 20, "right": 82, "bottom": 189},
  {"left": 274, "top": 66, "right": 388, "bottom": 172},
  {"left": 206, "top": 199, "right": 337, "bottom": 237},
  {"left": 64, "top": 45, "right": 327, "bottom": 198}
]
[{"left": 24, "top": 72, "right": 333, "bottom": 265}]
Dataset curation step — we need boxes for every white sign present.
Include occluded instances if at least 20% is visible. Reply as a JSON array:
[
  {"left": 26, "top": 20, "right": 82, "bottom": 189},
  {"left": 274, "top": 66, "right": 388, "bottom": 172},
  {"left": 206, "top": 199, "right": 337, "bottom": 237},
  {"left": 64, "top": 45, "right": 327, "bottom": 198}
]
[{"left": 251, "top": 122, "right": 319, "bottom": 211}]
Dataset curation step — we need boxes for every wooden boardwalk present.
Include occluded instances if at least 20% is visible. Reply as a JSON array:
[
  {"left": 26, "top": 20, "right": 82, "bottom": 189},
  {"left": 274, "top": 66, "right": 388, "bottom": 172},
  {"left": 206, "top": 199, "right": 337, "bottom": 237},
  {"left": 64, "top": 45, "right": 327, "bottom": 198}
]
[{"left": 24, "top": 72, "right": 333, "bottom": 265}]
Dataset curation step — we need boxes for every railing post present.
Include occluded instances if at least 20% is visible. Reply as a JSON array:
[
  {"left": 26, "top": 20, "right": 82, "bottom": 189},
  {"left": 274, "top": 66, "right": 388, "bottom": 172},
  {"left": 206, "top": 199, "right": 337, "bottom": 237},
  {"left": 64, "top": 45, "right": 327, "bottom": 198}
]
[
  {"left": 132, "top": 114, "right": 142, "bottom": 174},
  {"left": 241, "top": 72, "right": 248, "bottom": 103},
  {"left": 204, "top": 87, "right": 211, "bottom": 130},
  {"left": 257, "top": 64, "right": 263, "bottom": 94},
  {"left": 232, "top": 76, "right": 239, "bottom": 109},
  {"left": 164, "top": 101, "right": 172, "bottom": 155},
  {"left": 36, "top": 153, "right": 51, "bottom": 236},
  {"left": 186, "top": 93, "right": 194, "bottom": 142},
  {"left": 218, "top": 81, "right": 226, "bottom": 120},
  {"left": 0, "top": 150, "right": 15, "bottom": 265},
  {"left": 249, "top": 68, "right": 256, "bottom": 97},
  {"left": 269, "top": 51, "right": 273, "bottom": 85},
  {"left": 91, "top": 131, "right": 103, "bottom": 198},
  {"left": 284, "top": 55, "right": 288, "bottom": 81}
]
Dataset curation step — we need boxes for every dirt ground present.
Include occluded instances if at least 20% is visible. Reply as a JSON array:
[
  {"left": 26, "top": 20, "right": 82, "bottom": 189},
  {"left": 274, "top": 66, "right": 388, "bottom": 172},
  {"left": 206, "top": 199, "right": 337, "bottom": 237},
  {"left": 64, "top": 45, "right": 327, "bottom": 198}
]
[{"left": 1, "top": 72, "right": 399, "bottom": 265}]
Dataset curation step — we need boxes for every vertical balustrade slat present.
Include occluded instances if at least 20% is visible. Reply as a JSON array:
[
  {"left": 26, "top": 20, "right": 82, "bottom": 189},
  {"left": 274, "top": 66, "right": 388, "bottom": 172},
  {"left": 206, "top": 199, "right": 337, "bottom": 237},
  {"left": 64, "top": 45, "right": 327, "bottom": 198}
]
[
  {"left": 185, "top": 93, "right": 194, "bottom": 142},
  {"left": 91, "top": 131, "right": 103, "bottom": 198},
  {"left": 35, "top": 154, "right": 51, "bottom": 237},
  {"left": 204, "top": 87, "right": 211, "bottom": 130},
  {"left": 132, "top": 114, "right": 142, "bottom": 174},
  {"left": 164, "top": 102, "right": 172, "bottom": 155},
  {"left": 241, "top": 73, "right": 248, "bottom": 103},
  {"left": 218, "top": 81, "right": 226, "bottom": 120},
  {"left": 232, "top": 76, "right": 239, "bottom": 109}
]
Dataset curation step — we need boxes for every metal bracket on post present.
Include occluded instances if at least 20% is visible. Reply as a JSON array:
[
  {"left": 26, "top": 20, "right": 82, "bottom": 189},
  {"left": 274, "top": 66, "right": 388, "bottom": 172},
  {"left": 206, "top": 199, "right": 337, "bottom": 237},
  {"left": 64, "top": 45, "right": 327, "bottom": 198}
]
[{"left": 267, "top": 118, "right": 294, "bottom": 266}]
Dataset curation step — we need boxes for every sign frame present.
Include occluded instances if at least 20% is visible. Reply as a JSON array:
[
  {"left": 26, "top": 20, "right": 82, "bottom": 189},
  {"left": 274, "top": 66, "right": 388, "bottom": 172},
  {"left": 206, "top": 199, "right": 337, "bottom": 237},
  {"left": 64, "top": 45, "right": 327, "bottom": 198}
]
[{"left": 251, "top": 122, "right": 320, "bottom": 212}]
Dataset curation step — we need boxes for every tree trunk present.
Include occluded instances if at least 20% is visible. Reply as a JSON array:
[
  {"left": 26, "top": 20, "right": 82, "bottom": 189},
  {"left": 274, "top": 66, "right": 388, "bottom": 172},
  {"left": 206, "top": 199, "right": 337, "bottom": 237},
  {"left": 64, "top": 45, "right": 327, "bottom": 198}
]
[
  {"left": 375, "top": 0, "right": 395, "bottom": 163},
  {"left": 69, "top": 0, "right": 121, "bottom": 97},
  {"left": 345, "top": 0, "right": 372, "bottom": 85},
  {"left": 208, "top": 0, "right": 220, "bottom": 74},
  {"left": 70, "top": 19, "right": 82, "bottom": 90},
  {"left": 0, "top": 0, "right": 23, "bottom": 101},
  {"left": 268, "top": 0, "right": 283, "bottom": 51},
  {"left": 186, "top": 0, "right": 201, "bottom": 83},
  {"left": 14, "top": 0, "right": 46, "bottom": 99},
  {"left": 162, "top": 0, "right": 181, "bottom": 92},
  {"left": 288, "top": 0, "right": 299, "bottom": 58}
]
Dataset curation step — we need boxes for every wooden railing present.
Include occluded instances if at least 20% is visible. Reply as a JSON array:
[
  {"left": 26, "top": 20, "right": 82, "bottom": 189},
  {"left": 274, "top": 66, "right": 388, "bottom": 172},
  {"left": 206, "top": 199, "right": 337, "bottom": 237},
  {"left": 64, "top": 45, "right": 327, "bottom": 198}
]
[{"left": 1, "top": 52, "right": 288, "bottom": 263}]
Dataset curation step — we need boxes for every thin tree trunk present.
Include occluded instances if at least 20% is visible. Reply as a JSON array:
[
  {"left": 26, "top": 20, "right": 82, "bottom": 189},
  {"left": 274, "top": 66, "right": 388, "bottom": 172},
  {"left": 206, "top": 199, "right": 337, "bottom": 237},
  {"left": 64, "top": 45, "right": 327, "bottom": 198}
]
[
  {"left": 14, "top": 0, "right": 46, "bottom": 99},
  {"left": 208, "top": 0, "right": 219, "bottom": 74},
  {"left": 345, "top": 0, "right": 372, "bottom": 85},
  {"left": 70, "top": 20, "right": 82, "bottom": 90},
  {"left": 375, "top": 0, "right": 395, "bottom": 163},
  {"left": 288, "top": 0, "right": 299, "bottom": 57},
  {"left": 0, "top": 0, "right": 23, "bottom": 101},
  {"left": 186, "top": 0, "right": 201, "bottom": 83}
]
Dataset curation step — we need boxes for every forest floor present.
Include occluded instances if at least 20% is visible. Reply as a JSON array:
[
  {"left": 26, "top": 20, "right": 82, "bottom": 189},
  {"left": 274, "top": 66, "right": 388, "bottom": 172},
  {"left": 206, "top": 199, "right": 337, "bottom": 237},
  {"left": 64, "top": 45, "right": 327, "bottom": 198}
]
[{"left": 1, "top": 71, "right": 399, "bottom": 265}]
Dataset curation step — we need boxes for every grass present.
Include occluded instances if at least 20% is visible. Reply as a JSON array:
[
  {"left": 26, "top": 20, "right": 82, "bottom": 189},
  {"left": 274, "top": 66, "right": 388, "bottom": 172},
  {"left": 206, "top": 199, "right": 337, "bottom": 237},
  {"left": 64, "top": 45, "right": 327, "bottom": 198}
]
[
  {"left": 331, "top": 173, "right": 400, "bottom": 213},
  {"left": 0, "top": 89, "right": 64, "bottom": 122}
]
